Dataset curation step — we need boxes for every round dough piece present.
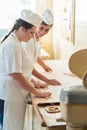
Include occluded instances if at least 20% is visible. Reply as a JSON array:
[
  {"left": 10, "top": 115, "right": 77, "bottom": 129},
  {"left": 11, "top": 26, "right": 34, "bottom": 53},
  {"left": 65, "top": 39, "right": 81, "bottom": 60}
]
[{"left": 45, "top": 106, "right": 60, "bottom": 113}]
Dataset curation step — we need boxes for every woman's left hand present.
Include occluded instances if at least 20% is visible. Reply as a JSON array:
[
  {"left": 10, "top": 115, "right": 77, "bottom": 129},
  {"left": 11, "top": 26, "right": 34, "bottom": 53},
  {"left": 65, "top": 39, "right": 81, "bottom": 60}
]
[
  {"left": 46, "top": 79, "right": 61, "bottom": 86},
  {"left": 43, "top": 65, "right": 52, "bottom": 72}
]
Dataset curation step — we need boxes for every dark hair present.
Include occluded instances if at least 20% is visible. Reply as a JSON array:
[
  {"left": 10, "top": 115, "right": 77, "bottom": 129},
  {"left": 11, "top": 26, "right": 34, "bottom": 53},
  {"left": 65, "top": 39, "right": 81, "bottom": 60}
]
[
  {"left": 1, "top": 19, "right": 34, "bottom": 43},
  {"left": 41, "top": 21, "right": 53, "bottom": 27}
]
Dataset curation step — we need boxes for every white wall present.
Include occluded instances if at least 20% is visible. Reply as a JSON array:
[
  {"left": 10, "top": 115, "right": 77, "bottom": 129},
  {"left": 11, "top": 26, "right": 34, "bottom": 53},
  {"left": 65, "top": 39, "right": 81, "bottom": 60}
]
[{"left": 53, "top": 0, "right": 87, "bottom": 60}]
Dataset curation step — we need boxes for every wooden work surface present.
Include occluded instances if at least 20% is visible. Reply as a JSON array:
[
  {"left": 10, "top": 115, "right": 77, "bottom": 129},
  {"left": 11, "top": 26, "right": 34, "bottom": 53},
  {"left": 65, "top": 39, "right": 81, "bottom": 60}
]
[{"left": 30, "top": 60, "right": 82, "bottom": 129}]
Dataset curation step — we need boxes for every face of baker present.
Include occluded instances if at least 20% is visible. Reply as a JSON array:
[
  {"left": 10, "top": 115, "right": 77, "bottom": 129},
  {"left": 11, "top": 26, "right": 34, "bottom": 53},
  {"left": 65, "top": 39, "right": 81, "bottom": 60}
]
[
  {"left": 36, "top": 24, "right": 52, "bottom": 38},
  {"left": 20, "top": 26, "right": 36, "bottom": 42}
]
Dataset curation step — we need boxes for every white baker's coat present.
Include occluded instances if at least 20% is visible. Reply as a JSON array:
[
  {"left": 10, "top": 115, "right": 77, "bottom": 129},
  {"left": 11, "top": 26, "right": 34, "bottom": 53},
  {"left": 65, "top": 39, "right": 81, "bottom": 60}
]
[
  {"left": 0, "top": 32, "right": 34, "bottom": 102},
  {"left": 22, "top": 35, "right": 41, "bottom": 66}
]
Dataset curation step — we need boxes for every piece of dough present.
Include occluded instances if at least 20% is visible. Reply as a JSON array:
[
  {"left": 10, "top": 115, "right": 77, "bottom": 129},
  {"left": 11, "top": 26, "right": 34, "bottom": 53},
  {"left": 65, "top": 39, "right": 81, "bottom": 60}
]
[{"left": 45, "top": 106, "right": 60, "bottom": 113}]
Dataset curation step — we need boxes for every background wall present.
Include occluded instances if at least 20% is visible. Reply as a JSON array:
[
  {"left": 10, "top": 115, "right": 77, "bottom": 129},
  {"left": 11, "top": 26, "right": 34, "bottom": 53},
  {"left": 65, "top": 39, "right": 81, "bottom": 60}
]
[
  {"left": 52, "top": 0, "right": 75, "bottom": 60},
  {"left": 36, "top": 0, "right": 54, "bottom": 59},
  {"left": 53, "top": 0, "right": 87, "bottom": 60}
]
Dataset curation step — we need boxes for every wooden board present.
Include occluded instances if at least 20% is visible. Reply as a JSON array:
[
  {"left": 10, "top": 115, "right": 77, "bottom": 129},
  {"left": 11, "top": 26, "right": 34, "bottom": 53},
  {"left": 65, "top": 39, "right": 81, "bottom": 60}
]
[{"left": 36, "top": 102, "right": 66, "bottom": 127}]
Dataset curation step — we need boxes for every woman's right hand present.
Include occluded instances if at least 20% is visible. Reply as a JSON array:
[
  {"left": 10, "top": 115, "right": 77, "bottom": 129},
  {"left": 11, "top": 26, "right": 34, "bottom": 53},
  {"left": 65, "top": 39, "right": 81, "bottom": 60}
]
[
  {"left": 34, "top": 81, "right": 48, "bottom": 89},
  {"left": 36, "top": 91, "right": 51, "bottom": 98}
]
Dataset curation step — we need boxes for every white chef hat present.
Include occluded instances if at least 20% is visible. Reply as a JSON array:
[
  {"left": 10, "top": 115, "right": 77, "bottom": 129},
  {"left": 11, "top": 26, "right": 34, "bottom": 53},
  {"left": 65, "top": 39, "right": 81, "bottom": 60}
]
[
  {"left": 42, "top": 9, "right": 54, "bottom": 25},
  {"left": 20, "top": 9, "right": 42, "bottom": 27}
]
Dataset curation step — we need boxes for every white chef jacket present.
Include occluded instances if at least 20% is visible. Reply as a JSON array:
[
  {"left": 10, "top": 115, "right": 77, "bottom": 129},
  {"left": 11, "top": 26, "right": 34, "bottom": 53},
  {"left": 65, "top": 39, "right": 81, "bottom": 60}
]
[
  {"left": 22, "top": 35, "right": 41, "bottom": 66},
  {"left": 0, "top": 32, "right": 34, "bottom": 102}
]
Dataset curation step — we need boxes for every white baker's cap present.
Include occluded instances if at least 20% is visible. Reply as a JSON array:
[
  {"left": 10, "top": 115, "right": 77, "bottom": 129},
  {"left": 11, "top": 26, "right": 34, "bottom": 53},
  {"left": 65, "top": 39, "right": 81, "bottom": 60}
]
[
  {"left": 42, "top": 9, "right": 54, "bottom": 25},
  {"left": 20, "top": 9, "right": 42, "bottom": 27}
]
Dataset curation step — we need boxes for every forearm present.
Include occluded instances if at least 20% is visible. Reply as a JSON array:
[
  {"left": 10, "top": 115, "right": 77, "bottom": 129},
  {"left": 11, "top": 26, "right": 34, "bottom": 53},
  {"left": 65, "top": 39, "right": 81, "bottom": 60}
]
[
  {"left": 37, "top": 56, "right": 46, "bottom": 68},
  {"left": 37, "top": 56, "right": 52, "bottom": 72},
  {"left": 9, "top": 73, "right": 40, "bottom": 96},
  {"left": 32, "top": 68, "right": 48, "bottom": 82}
]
